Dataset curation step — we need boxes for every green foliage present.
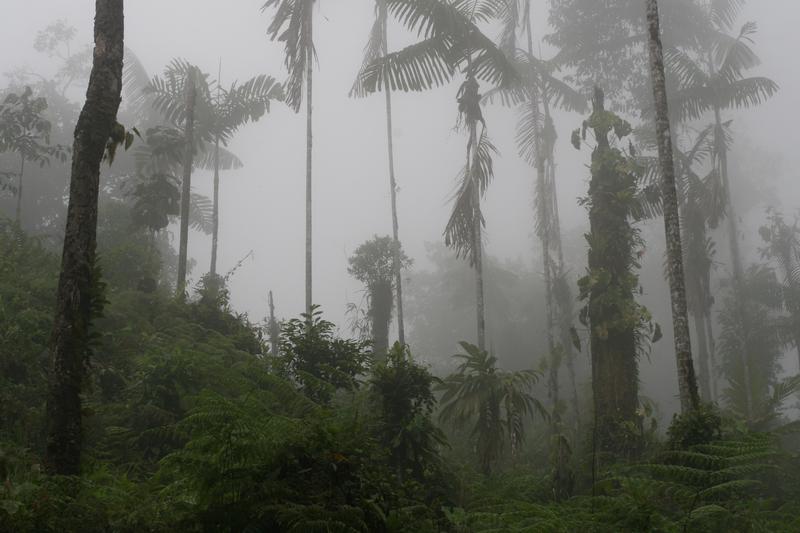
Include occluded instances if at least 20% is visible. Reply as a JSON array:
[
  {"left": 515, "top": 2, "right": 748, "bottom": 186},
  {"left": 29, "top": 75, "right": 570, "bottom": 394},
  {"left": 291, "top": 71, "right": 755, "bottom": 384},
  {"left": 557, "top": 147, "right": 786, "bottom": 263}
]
[
  {"left": 667, "top": 403, "right": 723, "bottom": 450},
  {"left": 439, "top": 342, "right": 546, "bottom": 475},
  {"left": 370, "top": 343, "right": 446, "bottom": 479},
  {"left": 273, "top": 306, "right": 372, "bottom": 404}
]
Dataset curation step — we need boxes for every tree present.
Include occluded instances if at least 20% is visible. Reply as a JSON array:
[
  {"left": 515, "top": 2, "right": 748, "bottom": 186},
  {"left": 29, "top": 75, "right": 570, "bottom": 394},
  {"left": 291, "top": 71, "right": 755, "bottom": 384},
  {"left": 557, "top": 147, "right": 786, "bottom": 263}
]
[
  {"left": 645, "top": 0, "right": 699, "bottom": 413},
  {"left": 45, "top": 0, "right": 125, "bottom": 475},
  {"left": 348, "top": 235, "right": 411, "bottom": 357},
  {"left": 445, "top": 76, "right": 495, "bottom": 352},
  {"left": 176, "top": 66, "right": 196, "bottom": 298},
  {"left": 667, "top": 11, "right": 778, "bottom": 417},
  {"left": 206, "top": 71, "right": 282, "bottom": 275},
  {"left": 667, "top": 15, "right": 778, "bottom": 287},
  {"left": 438, "top": 341, "right": 544, "bottom": 475},
  {"left": 488, "top": 0, "right": 587, "bottom": 425},
  {"left": 138, "top": 58, "right": 266, "bottom": 291},
  {"left": 263, "top": 0, "right": 316, "bottom": 315},
  {"left": 352, "top": 0, "right": 407, "bottom": 345},
  {"left": 0, "top": 87, "right": 63, "bottom": 224},
  {"left": 273, "top": 306, "right": 372, "bottom": 404},
  {"left": 356, "top": 1, "right": 519, "bottom": 351},
  {"left": 574, "top": 88, "right": 656, "bottom": 459},
  {"left": 759, "top": 210, "right": 800, "bottom": 370},
  {"left": 369, "top": 343, "right": 444, "bottom": 480}
]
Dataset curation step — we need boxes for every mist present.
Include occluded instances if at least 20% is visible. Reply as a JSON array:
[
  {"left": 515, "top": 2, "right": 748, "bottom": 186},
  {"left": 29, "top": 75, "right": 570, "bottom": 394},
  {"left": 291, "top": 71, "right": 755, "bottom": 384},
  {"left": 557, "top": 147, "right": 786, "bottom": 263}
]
[{"left": 2, "top": 1, "right": 800, "bottom": 530}]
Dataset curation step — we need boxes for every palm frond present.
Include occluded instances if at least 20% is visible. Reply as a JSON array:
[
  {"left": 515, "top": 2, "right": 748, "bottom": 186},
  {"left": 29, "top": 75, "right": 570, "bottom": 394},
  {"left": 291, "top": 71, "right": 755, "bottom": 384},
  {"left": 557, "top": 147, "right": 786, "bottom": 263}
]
[
  {"left": 263, "top": 0, "right": 316, "bottom": 112},
  {"left": 444, "top": 129, "right": 498, "bottom": 262},
  {"left": 189, "top": 192, "right": 215, "bottom": 235}
]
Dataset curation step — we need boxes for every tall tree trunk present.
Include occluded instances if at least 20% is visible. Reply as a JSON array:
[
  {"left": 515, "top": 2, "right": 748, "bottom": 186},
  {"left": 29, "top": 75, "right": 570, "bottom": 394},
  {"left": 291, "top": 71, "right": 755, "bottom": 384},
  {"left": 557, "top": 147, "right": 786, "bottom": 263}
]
[
  {"left": 305, "top": 13, "right": 314, "bottom": 316},
  {"left": 525, "top": 12, "right": 560, "bottom": 416},
  {"left": 646, "top": 0, "right": 700, "bottom": 412},
  {"left": 176, "top": 67, "right": 196, "bottom": 298},
  {"left": 715, "top": 104, "right": 752, "bottom": 416},
  {"left": 468, "top": 121, "right": 486, "bottom": 352},
  {"left": 705, "top": 309, "right": 718, "bottom": 401},
  {"left": 269, "top": 290, "right": 280, "bottom": 357},
  {"left": 45, "top": 0, "right": 124, "bottom": 475},
  {"left": 371, "top": 280, "right": 393, "bottom": 358},
  {"left": 380, "top": 8, "right": 406, "bottom": 346},
  {"left": 586, "top": 87, "right": 640, "bottom": 458},
  {"left": 210, "top": 135, "right": 220, "bottom": 276},
  {"left": 15, "top": 156, "right": 24, "bottom": 224},
  {"left": 694, "top": 311, "right": 711, "bottom": 400}
]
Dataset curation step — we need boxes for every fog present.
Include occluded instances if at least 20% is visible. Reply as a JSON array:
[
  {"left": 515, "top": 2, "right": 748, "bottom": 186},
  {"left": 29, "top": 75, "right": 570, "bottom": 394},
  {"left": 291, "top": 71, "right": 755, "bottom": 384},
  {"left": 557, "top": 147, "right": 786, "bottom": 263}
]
[{"left": 2, "top": 0, "right": 799, "bottom": 419}]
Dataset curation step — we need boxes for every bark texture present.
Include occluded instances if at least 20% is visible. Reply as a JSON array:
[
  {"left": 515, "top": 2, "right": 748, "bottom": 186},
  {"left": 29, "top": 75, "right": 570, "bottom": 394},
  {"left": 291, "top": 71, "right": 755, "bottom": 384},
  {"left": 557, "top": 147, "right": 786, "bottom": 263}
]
[
  {"left": 176, "top": 67, "right": 196, "bottom": 297},
  {"left": 646, "top": 0, "right": 700, "bottom": 413},
  {"left": 45, "top": 0, "right": 124, "bottom": 475}
]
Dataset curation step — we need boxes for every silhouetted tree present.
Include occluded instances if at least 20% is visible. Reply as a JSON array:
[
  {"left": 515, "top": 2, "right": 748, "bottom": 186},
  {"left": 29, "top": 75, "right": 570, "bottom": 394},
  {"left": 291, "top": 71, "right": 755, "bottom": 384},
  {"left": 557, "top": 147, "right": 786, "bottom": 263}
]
[{"left": 45, "top": 0, "right": 125, "bottom": 475}]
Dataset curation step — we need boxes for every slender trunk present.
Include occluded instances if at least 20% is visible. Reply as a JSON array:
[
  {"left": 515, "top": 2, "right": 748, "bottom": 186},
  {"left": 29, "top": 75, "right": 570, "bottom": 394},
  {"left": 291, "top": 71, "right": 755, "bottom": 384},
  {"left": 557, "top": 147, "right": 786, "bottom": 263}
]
[
  {"left": 269, "top": 290, "right": 280, "bottom": 358},
  {"left": 469, "top": 121, "right": 486, "bottom": 352},
  {"left": 526, "top": 11, "right": 560, "bottom": 415},
  {"left": 705, "top": 309, "right": 718, "bottom": 401},
  {"left": 210, "top": 135, "right": 220, "bottom": 276},
  {"left": 305, "top": 14, "right": 313, "bottom": 316},
  {"left": 176, "top": 67, "right": 196, "bottom": 298},
  {"left": 371, "top": 280, "right": 393, "bottom": 358},
  {"left": 693, "top": 311, "right": 711, "bottom": 400},
  {"left": 714, "top": 103, "right": 752, "bottom": 417},
  {"left": 647, "top": 0, "right": 699, "bottom": 412},
  {"left": 45, "top": 0, "right": 124, "bottom": 475},
  {"left": 15, "top": 156, "right": 24, "bottom": 224},
  {"left": 378, "top": 9, "right": 405, "bottom": 346}
]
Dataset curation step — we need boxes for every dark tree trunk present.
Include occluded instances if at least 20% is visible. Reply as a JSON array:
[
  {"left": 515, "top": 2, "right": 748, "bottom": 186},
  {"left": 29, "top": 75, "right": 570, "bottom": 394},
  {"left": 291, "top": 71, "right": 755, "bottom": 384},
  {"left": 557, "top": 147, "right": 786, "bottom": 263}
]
[
  {"left": 269, "top": 290, "right": 280, "bottom": 357},
  {"left": 586, "top": 88, "right": 640, "bottom": 458},
  {"left": 371, "top": 279, "right": 393, "bottom": 358},
  {"left": 646, "top": 0, "right": 700, "bottom": 412},
  {"left": 44, "top": 0, "right": 124, "bottom": 476},
  {"left": 176, "top": 67, "right": 196, "bottom": 298}
]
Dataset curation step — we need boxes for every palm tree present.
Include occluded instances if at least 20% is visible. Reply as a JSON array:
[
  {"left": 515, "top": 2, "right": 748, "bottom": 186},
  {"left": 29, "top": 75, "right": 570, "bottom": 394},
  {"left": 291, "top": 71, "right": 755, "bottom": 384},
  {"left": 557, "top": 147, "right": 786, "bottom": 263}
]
[
  {"left": 667, "top": 14, "right": 777, "bottom": 284},
  {"left": 489, "top": 0, "right": 587, "bottom": 423},
  {"left": 133, "top": 57, "right": 270, "bottom": 292},
  {"left": 357, "top": 0, "right": 518, "bottom": 350},
  {"left": 176, "top": 65, "right": 196, "bottom": 298},
  {"left": 206, "top": 70, "right": 283, "bottom": 275},
  {"left": 646, "top": 0, "right": 699, "bottom": 413},
  {"left": 45, "top": 0, "right": 125, "bottom": 475},
  {"left": 667, "top": 13, "right": 778, "bottom": 417},
  {"left": 352, "top": 0, "right": 407, "bottom": 345},
  {"left": 438, "top": 341, "right": 545, "bottom": 475},
  {"left": 263, "top": 0, "right": 316, "bottom": 315}
]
